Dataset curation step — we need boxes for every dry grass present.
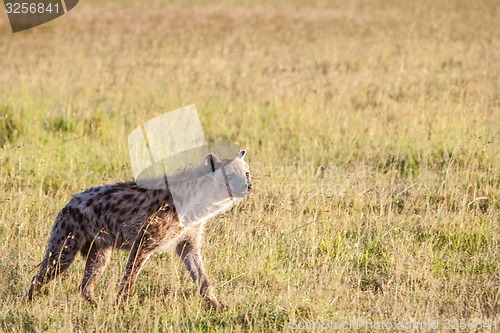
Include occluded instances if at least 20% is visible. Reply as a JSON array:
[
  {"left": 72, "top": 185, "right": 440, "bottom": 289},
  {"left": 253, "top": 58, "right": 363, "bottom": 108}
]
[{"left": 0, "top": 0, "right": 499, "bottom": 332}]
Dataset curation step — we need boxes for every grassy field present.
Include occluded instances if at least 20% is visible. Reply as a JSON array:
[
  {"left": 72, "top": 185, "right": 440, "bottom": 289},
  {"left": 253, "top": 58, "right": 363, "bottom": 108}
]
[{"left": 0, "top": 0, "right": 499, "bottom": 331}]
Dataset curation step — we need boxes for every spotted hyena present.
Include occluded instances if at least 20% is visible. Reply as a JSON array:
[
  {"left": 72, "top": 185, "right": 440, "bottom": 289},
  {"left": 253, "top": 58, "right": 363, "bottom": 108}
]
[{"left": 28, "top": 150, "right": 251, "bottom": 310}]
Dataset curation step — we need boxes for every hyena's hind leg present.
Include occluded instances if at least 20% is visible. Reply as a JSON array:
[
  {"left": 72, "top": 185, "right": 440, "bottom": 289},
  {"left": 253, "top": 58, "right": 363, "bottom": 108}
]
[
  {"left": 116, "top": 216, "right": 184, "bottom": 303},
  {"left": 28, "top": 233, "right": 84, "bottom": 299},
  {"left": 116, "top": 238, "right": 153, "bottom": 303},
  {"left": 28, "top": 207, "right": 86, "bottom": 300},
  {"left": 79, "top": 243, "right": 112, "bottom": 306}
]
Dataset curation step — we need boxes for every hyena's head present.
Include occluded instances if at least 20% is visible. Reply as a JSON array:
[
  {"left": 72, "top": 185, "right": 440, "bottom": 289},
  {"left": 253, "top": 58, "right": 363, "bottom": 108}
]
[{"left": 202, "top": 150, "right": 252, "bottom": 198}]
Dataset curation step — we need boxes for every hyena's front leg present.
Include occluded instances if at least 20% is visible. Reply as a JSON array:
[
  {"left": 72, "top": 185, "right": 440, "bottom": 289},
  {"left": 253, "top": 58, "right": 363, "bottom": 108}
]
[
  {"left": 79, "top": 244, "right": 112, "bottom": 306},
  {"left": 176, "top": 229, "right": 223, "bottom": 311}
]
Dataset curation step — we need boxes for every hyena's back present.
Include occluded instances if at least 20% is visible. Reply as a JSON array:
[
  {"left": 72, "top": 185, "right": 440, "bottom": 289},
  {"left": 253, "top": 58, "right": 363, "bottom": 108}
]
[{"left": 49, "top": 182, "right": 173, "bottom": 251}]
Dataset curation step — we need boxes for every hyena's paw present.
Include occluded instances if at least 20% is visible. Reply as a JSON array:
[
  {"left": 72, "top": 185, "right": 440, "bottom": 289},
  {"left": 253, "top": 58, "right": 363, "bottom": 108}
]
[
  {"left": 206, "top": 297, "right": 226, "bottom": 312},
  {"left": 82, "top": 294, "right": 98, "bottom": 307},
  {"left": 27, "top": 279, "right": 43, "bottom": 301},
  {"left": 27, "top": 288, "right": 36, "bottom": 301},
  {"left": 115, "top": 289, "right": 132, "bottom": 307},
  {"left": 78, "top": 285, "right": 98, "bottom": 307},
  {"left": 85, "top": 297, "right": 98, "bottom": 307}
]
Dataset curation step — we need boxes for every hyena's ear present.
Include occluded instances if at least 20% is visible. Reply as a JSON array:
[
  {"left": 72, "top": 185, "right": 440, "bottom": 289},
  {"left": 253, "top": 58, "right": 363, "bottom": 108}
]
[
  {"left": 202, "top": 153, "right": 221, "bottom": 174},
  {"left": 237, "top": 150, "right": 246, "bottom": 160}
]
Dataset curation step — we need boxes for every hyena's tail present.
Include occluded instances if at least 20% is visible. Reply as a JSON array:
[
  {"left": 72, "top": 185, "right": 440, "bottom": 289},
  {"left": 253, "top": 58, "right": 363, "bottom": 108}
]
[{"left": 28, "top": 205, "right": 87, "bottom": 300}]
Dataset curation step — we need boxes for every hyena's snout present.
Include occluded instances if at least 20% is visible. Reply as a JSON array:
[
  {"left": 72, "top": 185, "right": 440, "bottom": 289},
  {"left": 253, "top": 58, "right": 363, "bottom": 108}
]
[{"left": 226, "top": 171, "right": 252, "bottom": 198}]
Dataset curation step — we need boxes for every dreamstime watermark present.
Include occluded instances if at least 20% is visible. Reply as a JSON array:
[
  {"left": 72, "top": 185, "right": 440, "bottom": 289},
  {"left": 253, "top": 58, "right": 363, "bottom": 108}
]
[
  {"left": 128, "top": 105, "right": 245, "bottom": 227},
  {"left": 289, "top": 318, "right": 497, "bottom": 331},
  {"left": 3, "top": 0, "right": 78, "bottom": 32}
]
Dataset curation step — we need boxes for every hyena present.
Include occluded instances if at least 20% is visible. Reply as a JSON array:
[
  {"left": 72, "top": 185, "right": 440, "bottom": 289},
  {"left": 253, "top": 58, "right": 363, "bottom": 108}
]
[{"left": 28, "top": 150, "right": 251, "bottom": 310}]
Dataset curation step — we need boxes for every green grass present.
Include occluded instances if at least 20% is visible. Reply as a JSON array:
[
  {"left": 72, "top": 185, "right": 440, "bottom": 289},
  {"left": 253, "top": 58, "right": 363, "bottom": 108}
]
[{"left": 0, "top": 0, "right": 499, "bottom": 332}]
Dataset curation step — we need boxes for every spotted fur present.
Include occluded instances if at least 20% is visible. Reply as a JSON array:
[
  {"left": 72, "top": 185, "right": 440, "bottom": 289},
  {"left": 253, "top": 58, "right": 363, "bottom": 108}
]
[{"left": 28, "top": 150, "right": 251, "bottom": 310}]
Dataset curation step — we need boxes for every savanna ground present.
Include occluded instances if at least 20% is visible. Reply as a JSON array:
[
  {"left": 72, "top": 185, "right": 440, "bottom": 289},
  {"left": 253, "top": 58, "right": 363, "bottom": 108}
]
[{"left": 0, "top": 0, "right": 499, "bottom": 332}]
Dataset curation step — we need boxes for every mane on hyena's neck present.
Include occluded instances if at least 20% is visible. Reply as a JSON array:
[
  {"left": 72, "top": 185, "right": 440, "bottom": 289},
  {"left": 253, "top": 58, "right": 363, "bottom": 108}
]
[{"left": 134, "top": 164, "right": 206, "bottom": 190}]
